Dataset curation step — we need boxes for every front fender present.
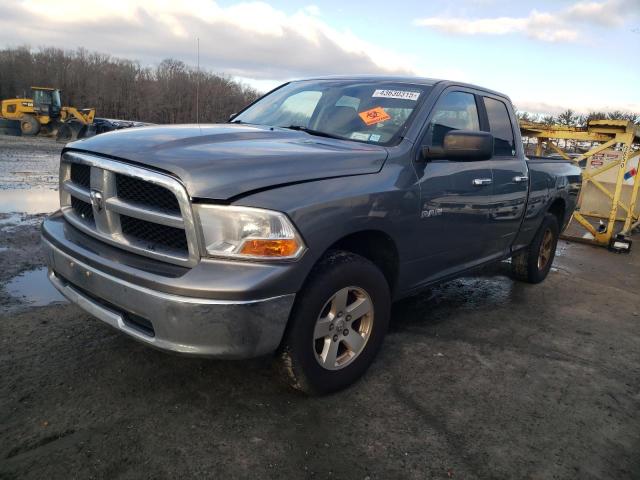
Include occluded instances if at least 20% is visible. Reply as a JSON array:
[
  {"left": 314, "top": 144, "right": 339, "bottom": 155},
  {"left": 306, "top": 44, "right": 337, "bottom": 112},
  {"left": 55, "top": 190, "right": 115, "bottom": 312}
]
[{"left": 233, "top": 164, "right": 419, "bottom": 293}]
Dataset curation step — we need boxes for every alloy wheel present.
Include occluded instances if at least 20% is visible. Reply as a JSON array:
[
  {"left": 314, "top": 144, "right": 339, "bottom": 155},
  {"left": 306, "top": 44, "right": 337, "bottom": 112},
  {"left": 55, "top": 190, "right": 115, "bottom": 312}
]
[
  {"left": 538, "top": 228, "right": 554, "bottom": 270},
  {"left": 313, "top": 286, "right": 374, "bottom": 370}
]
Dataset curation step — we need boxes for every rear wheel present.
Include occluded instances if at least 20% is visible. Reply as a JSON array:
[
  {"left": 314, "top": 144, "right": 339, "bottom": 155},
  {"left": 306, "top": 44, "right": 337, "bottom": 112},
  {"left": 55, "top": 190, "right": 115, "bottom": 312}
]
[
  {"left": 511, "top": 213, "right": 559, "bottom": 284},
  {"left": 277, "top": 251, "right": 390, "bottom": 395},
  {"left": 20, "top": 115, "right": 40, "bottom": 136}
]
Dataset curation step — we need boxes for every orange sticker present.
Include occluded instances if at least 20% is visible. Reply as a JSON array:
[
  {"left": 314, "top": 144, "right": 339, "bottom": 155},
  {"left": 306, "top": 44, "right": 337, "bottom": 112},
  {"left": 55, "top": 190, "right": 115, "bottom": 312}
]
[{"left": 358, "top": 106, "right": 391, "bottom": 126}]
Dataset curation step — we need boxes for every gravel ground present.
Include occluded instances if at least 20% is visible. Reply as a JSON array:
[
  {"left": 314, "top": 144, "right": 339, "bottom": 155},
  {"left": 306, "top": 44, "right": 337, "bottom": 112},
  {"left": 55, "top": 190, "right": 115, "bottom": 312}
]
[
  {"left": 0, "top": 136, "right": 639, "bottom": 479},
  {"left": 0, "top": 135, "right": 62, "bottom": 190}
]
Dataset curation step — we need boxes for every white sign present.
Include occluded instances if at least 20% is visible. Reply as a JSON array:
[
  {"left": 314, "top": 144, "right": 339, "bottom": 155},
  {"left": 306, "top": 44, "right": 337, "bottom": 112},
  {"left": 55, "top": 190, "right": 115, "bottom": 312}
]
[
  {"left": 372, "top": 89, "right": 420, "bottom": 101},
  {"left": 350, "top": 132, "right": 370, "bottom": 141}
]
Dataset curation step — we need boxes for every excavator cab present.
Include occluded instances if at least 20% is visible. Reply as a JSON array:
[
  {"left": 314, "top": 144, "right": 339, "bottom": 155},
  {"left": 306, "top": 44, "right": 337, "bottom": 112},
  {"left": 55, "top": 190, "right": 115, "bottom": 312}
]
[{"left": 32, "top": 87, "right": 62, "bottom": 119}]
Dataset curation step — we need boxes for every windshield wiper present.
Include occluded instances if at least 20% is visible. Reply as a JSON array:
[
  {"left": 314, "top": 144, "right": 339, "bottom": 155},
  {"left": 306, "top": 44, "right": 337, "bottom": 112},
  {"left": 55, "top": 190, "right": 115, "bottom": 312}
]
[{"left": 281, "top": 125, "right": 344, "bottom": 140}]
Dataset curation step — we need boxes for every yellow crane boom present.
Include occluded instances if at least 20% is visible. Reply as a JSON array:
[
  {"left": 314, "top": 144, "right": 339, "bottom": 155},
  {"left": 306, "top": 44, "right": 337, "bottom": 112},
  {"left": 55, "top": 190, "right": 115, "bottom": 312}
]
[{"left": 520, "top": 119, "right": 640, "bottom": 250}]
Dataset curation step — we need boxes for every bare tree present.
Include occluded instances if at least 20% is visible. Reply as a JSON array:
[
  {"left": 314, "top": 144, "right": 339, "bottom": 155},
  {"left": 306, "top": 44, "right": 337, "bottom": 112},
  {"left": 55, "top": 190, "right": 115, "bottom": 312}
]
[
  {"left": 0, "top": 46, "right": 261, "bottom": 124},
  {"left": 541, "top": 115, "right": 555, "bottom": 126},
  {"left": 2, "top": 46, "right": 637, "bottom": 128},
  {"left": 555, "top": 109, "right": 579, "bottom": 127}
]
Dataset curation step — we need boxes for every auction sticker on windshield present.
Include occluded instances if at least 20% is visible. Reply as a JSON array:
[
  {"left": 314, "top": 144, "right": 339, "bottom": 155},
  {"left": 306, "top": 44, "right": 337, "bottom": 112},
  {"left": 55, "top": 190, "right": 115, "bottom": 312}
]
[
  {"left": 359, "top": 107, "right": 391, "bottom": 126},
  {"left": 372, "top": 89, "right": 420, "bottom": 101},
  {"left": 350, "top": 132, "right": 370, "bottom": 141}
]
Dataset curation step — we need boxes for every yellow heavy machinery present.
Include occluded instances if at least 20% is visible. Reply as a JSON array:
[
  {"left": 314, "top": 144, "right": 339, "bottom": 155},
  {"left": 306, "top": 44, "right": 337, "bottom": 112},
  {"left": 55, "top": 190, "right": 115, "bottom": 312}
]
[
  {"left": 520, "top": 119, "right": 640, "bottom": 252},
  {"left": 0, "top": 86, "right": 95, "bottom": 140}
]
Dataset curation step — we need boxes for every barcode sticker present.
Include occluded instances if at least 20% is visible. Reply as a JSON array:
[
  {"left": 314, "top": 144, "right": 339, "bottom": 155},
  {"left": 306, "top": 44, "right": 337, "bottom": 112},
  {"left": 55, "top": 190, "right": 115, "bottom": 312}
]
[{"left": 372, "top": 89, "right": 420, "bottom": 101}]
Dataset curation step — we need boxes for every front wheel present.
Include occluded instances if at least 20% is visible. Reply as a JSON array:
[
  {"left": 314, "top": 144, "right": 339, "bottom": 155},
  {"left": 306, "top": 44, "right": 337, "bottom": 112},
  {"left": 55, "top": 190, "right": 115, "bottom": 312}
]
[
  {"left": 277, "top": 251, "right": 390, "bottom": 395},
  {"left": 56, "top": 121, "right": 82, "bottom": 142},
  {"left": 511, "top": 213, "right": 560, "bottom": 284}
]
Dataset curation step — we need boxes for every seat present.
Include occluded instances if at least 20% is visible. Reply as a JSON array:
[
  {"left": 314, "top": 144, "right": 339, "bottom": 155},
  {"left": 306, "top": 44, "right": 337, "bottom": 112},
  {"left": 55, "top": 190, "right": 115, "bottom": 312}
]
[{"left": 322, "top": 106, "right": 362, "bottom": 136}]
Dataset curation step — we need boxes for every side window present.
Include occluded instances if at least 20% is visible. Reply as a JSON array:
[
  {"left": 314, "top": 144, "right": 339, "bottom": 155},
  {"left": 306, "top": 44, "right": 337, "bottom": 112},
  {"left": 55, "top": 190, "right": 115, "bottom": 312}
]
[
  {"left": 484, "top": 97, "right": 516, "bottom": 156},
  {"left": 424, "top": 91, "right": 480, "bottom": 147}
]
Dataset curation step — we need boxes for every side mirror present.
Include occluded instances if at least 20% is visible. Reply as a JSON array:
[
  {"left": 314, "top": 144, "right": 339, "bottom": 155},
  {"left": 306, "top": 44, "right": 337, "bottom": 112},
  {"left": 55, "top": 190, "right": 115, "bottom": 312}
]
[
  {"left": 228, "top": 112, "right": 237, "bottom": 121},
  {"left": 421, "top": 130, "right": 494, "bottom": 161}
]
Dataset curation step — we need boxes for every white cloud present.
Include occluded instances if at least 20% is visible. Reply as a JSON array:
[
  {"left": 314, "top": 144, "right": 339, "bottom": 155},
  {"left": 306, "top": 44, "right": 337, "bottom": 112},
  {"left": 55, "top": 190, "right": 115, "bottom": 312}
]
[
  {"left": 566, "top": 0, "right": 637, "bottom": 26},
  {"left": 414, "top": 0, "right": 639, "bottom": 43},
  {"left": 0, "top": 0, "right": 419, "bottom": 81},
  {"left": 514, "top": 99, "right": 640, "bottom": 116},
  {"left": 415, "top": 12, "right": 578, "bottom": 43}
]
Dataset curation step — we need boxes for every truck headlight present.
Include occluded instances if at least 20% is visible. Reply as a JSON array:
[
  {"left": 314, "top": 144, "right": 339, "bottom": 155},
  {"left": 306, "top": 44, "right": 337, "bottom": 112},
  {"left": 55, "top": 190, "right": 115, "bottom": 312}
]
[{"left": 195, "top": 204, "right": 305, "bottom": 260}]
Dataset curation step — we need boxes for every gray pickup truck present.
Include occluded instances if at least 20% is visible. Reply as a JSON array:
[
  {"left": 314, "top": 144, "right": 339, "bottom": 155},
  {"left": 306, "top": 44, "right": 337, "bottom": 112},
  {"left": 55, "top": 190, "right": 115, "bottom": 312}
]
[{"left": 42, "top": 76, "right": 581, "bottom": 394}]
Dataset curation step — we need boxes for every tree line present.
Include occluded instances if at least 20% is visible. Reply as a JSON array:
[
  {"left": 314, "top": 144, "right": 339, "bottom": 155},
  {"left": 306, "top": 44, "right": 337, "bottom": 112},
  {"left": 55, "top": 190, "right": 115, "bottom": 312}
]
[
  {"left": 516, "top": 108, "right": 639, "bottom": 127},
  {"left": 1, "top": 46, "right": 637, "bottom": 128},
  {"left": 0, "top": 46, "right": 261, "bottom": 124},
  {"left": 515, "top": 108, "right": 639, "bottom": 154}
]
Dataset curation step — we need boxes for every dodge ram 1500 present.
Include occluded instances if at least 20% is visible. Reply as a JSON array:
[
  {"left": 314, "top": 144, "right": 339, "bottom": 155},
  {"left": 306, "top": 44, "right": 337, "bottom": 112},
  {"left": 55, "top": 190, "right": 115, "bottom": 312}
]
[{"left": 43, "top": 76, "right": 582, "bottom": 394}]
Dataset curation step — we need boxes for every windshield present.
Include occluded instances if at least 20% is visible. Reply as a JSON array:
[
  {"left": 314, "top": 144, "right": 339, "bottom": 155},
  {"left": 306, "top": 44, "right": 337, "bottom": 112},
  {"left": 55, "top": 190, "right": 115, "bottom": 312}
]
[
  {"left": 33, "top": 89, "right": 52, "bottom": 105},
  {"left": 233, "top": 80, "right": 430, "bottom": 145}
]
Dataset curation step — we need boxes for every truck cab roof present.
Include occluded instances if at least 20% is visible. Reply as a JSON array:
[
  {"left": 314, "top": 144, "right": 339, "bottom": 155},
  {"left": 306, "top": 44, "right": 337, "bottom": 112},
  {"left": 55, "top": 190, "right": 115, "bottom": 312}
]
[{"left": 293, "top": 75, "right": 511, "bottom": 101}]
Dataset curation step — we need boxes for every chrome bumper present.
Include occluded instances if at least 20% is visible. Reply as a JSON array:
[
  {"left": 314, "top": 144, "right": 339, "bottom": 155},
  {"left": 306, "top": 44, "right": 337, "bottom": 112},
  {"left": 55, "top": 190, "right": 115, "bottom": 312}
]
[{"left": 43, "top": 238, "right": 295, "bottom": 358}]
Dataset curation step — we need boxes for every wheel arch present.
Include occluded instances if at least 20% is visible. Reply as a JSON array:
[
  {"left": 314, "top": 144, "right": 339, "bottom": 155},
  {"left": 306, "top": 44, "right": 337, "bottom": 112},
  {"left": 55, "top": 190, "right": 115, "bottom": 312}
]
[
  {"left": 322, "top": 229, "right": 400, "bottom": 295},
  {"left": 547, "top": 197, "right": 566, "bottom": 229}
]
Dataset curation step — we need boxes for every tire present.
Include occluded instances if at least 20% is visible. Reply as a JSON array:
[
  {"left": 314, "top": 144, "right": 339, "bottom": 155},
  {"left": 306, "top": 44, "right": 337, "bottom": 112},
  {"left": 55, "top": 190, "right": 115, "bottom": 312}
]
[
  {"left": 20, "top": 115, "right": 40, "bottom": 136},
  {"left": 77, "top": 124, "right": 97, "bottom": 139},
  {"left": 277, "top": 251, "right": 391, "bottom": 395},
  {"left": 511, "top": 213, "right": 560, "bottom": 284},
  {"left": 56, "top": 122, "right": 81, "bottom": 142}
]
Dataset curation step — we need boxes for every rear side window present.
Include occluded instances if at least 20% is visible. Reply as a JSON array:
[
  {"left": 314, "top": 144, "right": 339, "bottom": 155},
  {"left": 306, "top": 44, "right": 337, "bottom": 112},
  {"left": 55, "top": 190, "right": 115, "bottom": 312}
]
[
  {"left": 484, "top": 97, "right": 516, "bottom": 156},
  {"left": 423, "top": 91, "right": 480, "bottom": 147}
]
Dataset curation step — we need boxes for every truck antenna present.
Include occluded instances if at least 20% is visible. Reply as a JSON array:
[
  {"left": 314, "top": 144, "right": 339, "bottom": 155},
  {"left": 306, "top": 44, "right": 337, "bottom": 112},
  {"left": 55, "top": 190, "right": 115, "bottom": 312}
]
[{"left": 196, "top": 37, "right": 200, "bottom": 126}]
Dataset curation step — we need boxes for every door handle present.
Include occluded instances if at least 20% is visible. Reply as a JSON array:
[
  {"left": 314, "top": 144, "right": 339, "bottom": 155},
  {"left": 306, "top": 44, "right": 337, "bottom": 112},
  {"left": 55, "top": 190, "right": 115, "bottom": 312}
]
[
  {"left": 472, "top": 178, "right": 492, "bottom": 186},
  {"left": 513, "top": 175, "right": 529, "bottom": 183}
]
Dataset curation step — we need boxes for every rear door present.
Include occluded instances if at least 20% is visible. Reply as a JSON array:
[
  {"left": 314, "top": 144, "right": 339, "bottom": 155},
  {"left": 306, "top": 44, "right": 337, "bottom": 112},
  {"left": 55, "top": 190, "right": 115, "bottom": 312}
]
[
  {"left": 411, "top": 89, "right": 494, "bottom": 285},
  {"left": 481, "top": 95, "right": 529, "bottom": 257}
]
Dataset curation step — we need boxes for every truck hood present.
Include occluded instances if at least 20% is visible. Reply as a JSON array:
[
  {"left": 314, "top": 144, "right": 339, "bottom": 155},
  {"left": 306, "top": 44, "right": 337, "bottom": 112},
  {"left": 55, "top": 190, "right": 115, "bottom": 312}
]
[{"left": 66, "top": 124, "right": 388, "bottom": 200}]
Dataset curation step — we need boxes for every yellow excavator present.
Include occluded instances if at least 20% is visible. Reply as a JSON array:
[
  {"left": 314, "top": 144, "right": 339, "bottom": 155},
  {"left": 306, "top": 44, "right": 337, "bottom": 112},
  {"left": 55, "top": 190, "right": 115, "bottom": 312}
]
[{"left": 0, "top": 86, "right": 96, "bottom": 141}]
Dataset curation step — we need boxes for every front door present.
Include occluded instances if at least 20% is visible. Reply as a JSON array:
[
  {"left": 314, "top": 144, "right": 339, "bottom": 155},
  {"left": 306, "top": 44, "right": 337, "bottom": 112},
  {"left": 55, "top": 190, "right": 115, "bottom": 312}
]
[{"left": 411, "top": 89, "right": 494, "bottom": 287}]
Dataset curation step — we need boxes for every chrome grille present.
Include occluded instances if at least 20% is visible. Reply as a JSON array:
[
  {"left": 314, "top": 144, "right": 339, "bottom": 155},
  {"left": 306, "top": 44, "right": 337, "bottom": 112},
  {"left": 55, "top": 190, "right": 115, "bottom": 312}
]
[
  {"left": 120, "top": 215, "right": 188, "bottom": 251},
  {"left": 59, "top": 152, "right": 199, "bottom": 267},
  {"left": 70, "top": 163, "right": 91, "bottom": 188},
  {"left": 115, "top": 174, "right": 181, "bottom": 215},
  {"left": 70, "top": 196, "right": 94, "bottom": 225}
]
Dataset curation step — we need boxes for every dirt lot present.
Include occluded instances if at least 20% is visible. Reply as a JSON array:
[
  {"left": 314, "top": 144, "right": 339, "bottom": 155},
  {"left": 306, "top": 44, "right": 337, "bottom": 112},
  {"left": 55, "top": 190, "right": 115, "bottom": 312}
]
[{"left": 1, "top": 136, "right": 639, "bottom": 479}]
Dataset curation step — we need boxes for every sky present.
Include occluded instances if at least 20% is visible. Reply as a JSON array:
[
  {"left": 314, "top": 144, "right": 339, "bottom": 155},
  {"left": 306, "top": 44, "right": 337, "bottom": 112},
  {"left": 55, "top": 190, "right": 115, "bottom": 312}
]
[{"left": 0, "top": 0, "right": 638, "bottom": 115}]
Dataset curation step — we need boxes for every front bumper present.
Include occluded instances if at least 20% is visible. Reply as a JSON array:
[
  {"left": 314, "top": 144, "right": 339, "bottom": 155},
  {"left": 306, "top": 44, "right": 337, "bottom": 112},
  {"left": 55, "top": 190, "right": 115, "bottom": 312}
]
[{"left": 42, "top": 214, "right": 297, "bottom": 358}]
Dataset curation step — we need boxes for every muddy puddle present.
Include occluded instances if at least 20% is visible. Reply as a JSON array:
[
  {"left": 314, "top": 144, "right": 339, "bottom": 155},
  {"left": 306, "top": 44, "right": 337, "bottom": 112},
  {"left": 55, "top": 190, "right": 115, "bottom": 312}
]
[
  {"left": 3, "top": 267, "right": 66, "bottom": 307},
  {"left": 0, "top": 188, "right": 59, "bottom": 214},
  {"left": 0, "top": 135, "right": 63, "bottom": 189}
]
